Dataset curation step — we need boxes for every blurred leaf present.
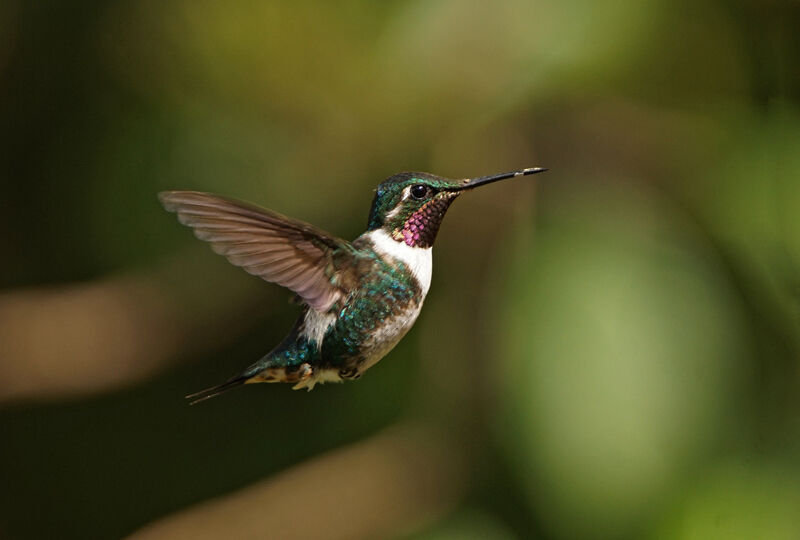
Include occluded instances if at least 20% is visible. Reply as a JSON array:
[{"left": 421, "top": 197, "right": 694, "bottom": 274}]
[
  {"left": 688, "top": 105, "right": 800, "bottom": 317},
  {"left": 654, "top": 459, "right": 800, "bottom": 540},
  {"left": 494, "top": 181, "right": 751, "bottom": 539},
  {"left": 404, "top": 508, "right": 518, "bottom": 540}
]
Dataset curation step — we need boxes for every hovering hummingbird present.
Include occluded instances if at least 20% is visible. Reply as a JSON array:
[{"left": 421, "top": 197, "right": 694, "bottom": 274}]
[{"left": 160, "top": 167, "right": 547, "bottom": 403}]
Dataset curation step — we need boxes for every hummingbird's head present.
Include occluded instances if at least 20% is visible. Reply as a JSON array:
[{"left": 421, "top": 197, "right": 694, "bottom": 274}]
[{"left": 366, "top": 167, "right": 547, "bottom": 248}]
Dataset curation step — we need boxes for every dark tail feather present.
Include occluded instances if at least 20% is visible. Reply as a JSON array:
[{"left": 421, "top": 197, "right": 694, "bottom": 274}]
[{"left": 186, "top": 375, "right": 250, "bottom": 405}]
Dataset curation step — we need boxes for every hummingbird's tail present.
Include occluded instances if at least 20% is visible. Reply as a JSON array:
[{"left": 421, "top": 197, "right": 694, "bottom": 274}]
[
  {"left": 185, "top": 358, "right": 315, "bottom": 404},
  {"left": 185, "top": 375, "right": 251, "bottom": 405}
]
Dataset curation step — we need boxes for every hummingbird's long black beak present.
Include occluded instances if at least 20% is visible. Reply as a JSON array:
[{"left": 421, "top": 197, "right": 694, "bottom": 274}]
[{"left": 452, "top": 167, "right": 548, "bottom": 191}]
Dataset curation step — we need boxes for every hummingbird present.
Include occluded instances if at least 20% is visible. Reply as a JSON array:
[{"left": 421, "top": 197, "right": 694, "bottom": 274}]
[{"left": 159, "top": 167, "right": 547, "bottom": 403}]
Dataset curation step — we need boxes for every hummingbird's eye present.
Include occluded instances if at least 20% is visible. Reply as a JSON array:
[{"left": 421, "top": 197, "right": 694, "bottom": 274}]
[{"left": 410, "top": 184, "right": 429, "bottom": 200}]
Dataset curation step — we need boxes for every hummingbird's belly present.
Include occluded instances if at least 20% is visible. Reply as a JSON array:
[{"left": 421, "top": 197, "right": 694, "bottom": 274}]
[
  {"left": 295, "top": 300, "right": 423, "bottom": 390},
  {"left": 358, "top": 300, "right": 423, "bottom": 372}
]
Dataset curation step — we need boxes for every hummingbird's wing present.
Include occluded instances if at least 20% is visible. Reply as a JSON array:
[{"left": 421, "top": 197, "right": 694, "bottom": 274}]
[{"left": 159, "top": 191, "right": 355, "bottom": 312}]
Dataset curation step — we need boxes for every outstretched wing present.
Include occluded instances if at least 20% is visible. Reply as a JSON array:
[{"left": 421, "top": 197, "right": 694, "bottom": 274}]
[{"left": 159, "top": 191, "right": 355, "bottom": 312}]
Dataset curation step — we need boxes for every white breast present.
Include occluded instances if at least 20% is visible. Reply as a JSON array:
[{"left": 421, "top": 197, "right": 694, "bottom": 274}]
[
  {"left": 366, "top": 229, "right": 433, "bottom": 296},
  {"left": 358, "top": 229, "right": 433, "bottom": 371}
]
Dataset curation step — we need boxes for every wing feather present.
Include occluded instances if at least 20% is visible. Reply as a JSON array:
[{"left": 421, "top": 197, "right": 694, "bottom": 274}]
[{"left": 159, "top": 190, "right": 356, "bottom": 312}]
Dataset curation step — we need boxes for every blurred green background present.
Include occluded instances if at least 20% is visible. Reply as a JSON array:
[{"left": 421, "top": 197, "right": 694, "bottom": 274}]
[{"left": 1, "top": 0, "right": 799, "bottom": 539}]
